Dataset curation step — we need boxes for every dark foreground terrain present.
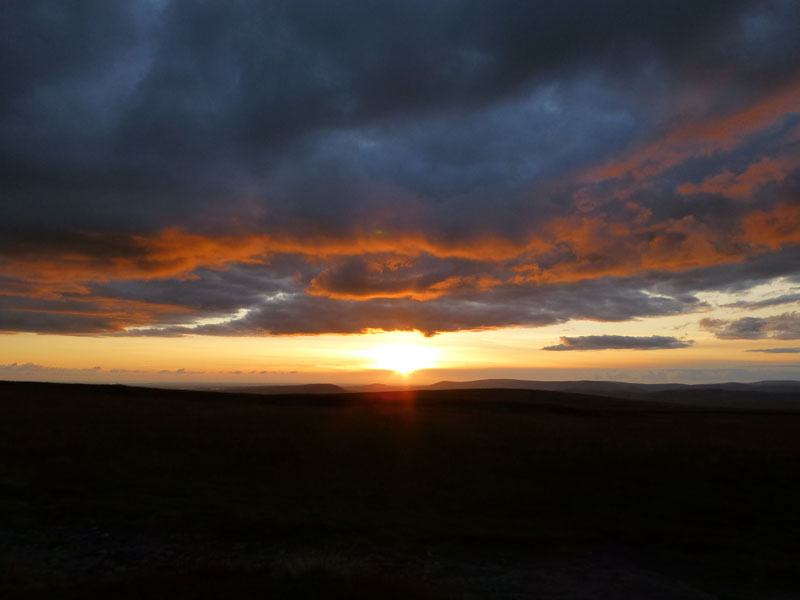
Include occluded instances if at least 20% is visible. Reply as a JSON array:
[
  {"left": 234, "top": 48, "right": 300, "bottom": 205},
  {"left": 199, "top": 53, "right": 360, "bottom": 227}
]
[{"left": 1, "top": 381, "right": 799, "bottom": 599}]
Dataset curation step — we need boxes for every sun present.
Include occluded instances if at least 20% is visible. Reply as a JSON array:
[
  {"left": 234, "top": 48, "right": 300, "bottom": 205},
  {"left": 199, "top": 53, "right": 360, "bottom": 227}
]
[{"left": 368, "top": 344, "right": 439, "bottom": 375}]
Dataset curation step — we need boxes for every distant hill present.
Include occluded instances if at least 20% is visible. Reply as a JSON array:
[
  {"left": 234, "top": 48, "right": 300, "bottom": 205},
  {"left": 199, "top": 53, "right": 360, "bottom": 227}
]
[
  {"left": 193, "top": 378, "right": 800, "bottom": 408},
  {"left": 345, "top": 383, "right": 408, "bottom": 393},
  {"left": 18, "top": 377, "right": 793, "bottom": 409},
  {"left": 414, "top": 378, "right": 800, "bottom": 408},
  {"left": 188, "top": 378, "right": 800, "bottom": 409},
  {"left": 205, "top": 383, "right": 347, "bottom": 395},
  {"left": 421, "top": 378, "right": 800, "bottom": 393}
]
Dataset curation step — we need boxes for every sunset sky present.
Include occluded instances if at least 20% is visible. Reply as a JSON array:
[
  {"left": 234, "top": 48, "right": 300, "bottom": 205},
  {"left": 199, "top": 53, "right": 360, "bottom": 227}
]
[{"left": 1, "top": 1, "right": 799, "bottom": 384}]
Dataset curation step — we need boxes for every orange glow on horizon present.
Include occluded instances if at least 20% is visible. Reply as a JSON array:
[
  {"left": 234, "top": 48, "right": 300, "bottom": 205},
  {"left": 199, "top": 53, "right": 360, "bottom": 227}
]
[{"left": 366, "top": 343, "right": 440, "bottom": 374}]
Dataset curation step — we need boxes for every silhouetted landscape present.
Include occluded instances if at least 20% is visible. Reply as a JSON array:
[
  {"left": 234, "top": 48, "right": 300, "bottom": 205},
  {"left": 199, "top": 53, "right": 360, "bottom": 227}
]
[
  {"left": 2, "top": 380, "right": 800, "bottom": 599},
  {"left": 215, "top": 378, "right": 800, "bottom": 408}
]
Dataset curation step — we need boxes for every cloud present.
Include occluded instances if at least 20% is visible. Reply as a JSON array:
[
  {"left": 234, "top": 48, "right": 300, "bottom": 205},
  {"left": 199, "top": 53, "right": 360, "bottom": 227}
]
[
  {"left": 542, "top": 335, "right": 694, "bottom": 351},
  {"left": 584, "top": 81, "right": 800, "bottom": 184},
  {"left": 112, "top": 275, "right": 704, "bottom": 338},
  {"left": 0, "top": 2, "right": 799, "bottom": 336},
  {"left": 700, "top": 312, "right": 800, "bottom": 339},
  {"left": 747, "top": 347, "right": 800, "bottom": 353},
  {"left": 741, "top": 203, "right": 800, "bottom": 250},
  {"left": 0, "top": 201, "right": 794, "bottom": 299},
  {"left": 677, "top": 155, "right": 800, "bottom": 201},
  {"left": 723, "top": 292, "right": 800, "bottom": 310}
]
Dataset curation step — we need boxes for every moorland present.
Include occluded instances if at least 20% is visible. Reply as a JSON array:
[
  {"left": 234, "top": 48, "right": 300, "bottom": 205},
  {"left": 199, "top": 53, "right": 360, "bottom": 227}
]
[{"left": 1, "top": 380, "right": 799, "bottom": 599}]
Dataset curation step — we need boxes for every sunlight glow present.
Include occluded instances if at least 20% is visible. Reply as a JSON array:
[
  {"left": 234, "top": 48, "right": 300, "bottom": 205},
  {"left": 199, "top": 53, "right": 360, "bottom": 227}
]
[{"left": 367, "top": 344, "right": 440, "bottom": 374}]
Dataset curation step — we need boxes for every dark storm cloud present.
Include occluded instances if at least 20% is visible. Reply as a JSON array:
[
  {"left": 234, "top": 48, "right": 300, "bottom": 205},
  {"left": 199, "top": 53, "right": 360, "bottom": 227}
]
[
  {"left": 118, "top": 0, "right": 753, "bottom": 151},
  {"left": 0, "top": 0, "right": 773, "bottom": 229},
  {"left": 1, "top": 1, "right": 799, "bottom": 336},
  {"left": 542, "top": 335, "right": 694, "bottom": 351}
]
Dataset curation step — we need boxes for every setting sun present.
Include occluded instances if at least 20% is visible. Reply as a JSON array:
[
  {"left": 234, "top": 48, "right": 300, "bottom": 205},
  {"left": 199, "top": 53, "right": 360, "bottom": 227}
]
[{"left": 367, "top": 344, "right": 440, "bottom": 374}]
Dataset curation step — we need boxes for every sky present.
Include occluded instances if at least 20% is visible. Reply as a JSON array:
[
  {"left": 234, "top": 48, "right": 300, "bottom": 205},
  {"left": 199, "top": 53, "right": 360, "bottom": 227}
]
[{"left": 1, "top": 0, "right": 799, "bottom": 385}]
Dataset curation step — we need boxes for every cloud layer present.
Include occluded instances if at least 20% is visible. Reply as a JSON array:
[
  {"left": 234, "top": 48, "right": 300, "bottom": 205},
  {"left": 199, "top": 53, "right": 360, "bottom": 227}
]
[
  {"left": 701, "top": 312, "right": 800, "bottom": 340},
  {"left": 748, "top": 347, "right": 800, "bottom": 353},
  {"left": 1, "top": 1, "right": 799, "bottom": 337},
  {"left": 542, "top": 335, "right": 693, "bottom": 351}
]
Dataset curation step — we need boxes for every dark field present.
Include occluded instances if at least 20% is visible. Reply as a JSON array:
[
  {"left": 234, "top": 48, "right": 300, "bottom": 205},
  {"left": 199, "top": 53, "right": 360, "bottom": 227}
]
[{"left": 1, "top": 381, "right": 799, "bottom": 599}]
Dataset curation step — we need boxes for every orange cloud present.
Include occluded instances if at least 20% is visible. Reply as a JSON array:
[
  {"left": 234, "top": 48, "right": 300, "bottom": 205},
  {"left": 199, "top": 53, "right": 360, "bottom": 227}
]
[
  {"left": 1, "top": 228, "right": 538, "bottom": 289},
  {"left": 741, "top": 203, "right": 800, "bottom": 249},
  {"left": 585, "top": 81, "right": 800, "bottom": 183},
  {"left": 512, "top": 213, "right": 747, "bottom": 284},
  {"left": 308, "top": 271, "right": 503, "bottom": 301},
  {"left": 1, "top": 204, "right": 798, "bottom": 313},
  {"left": 677, "top": 155, "right": 800, "bottom": 200}
]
